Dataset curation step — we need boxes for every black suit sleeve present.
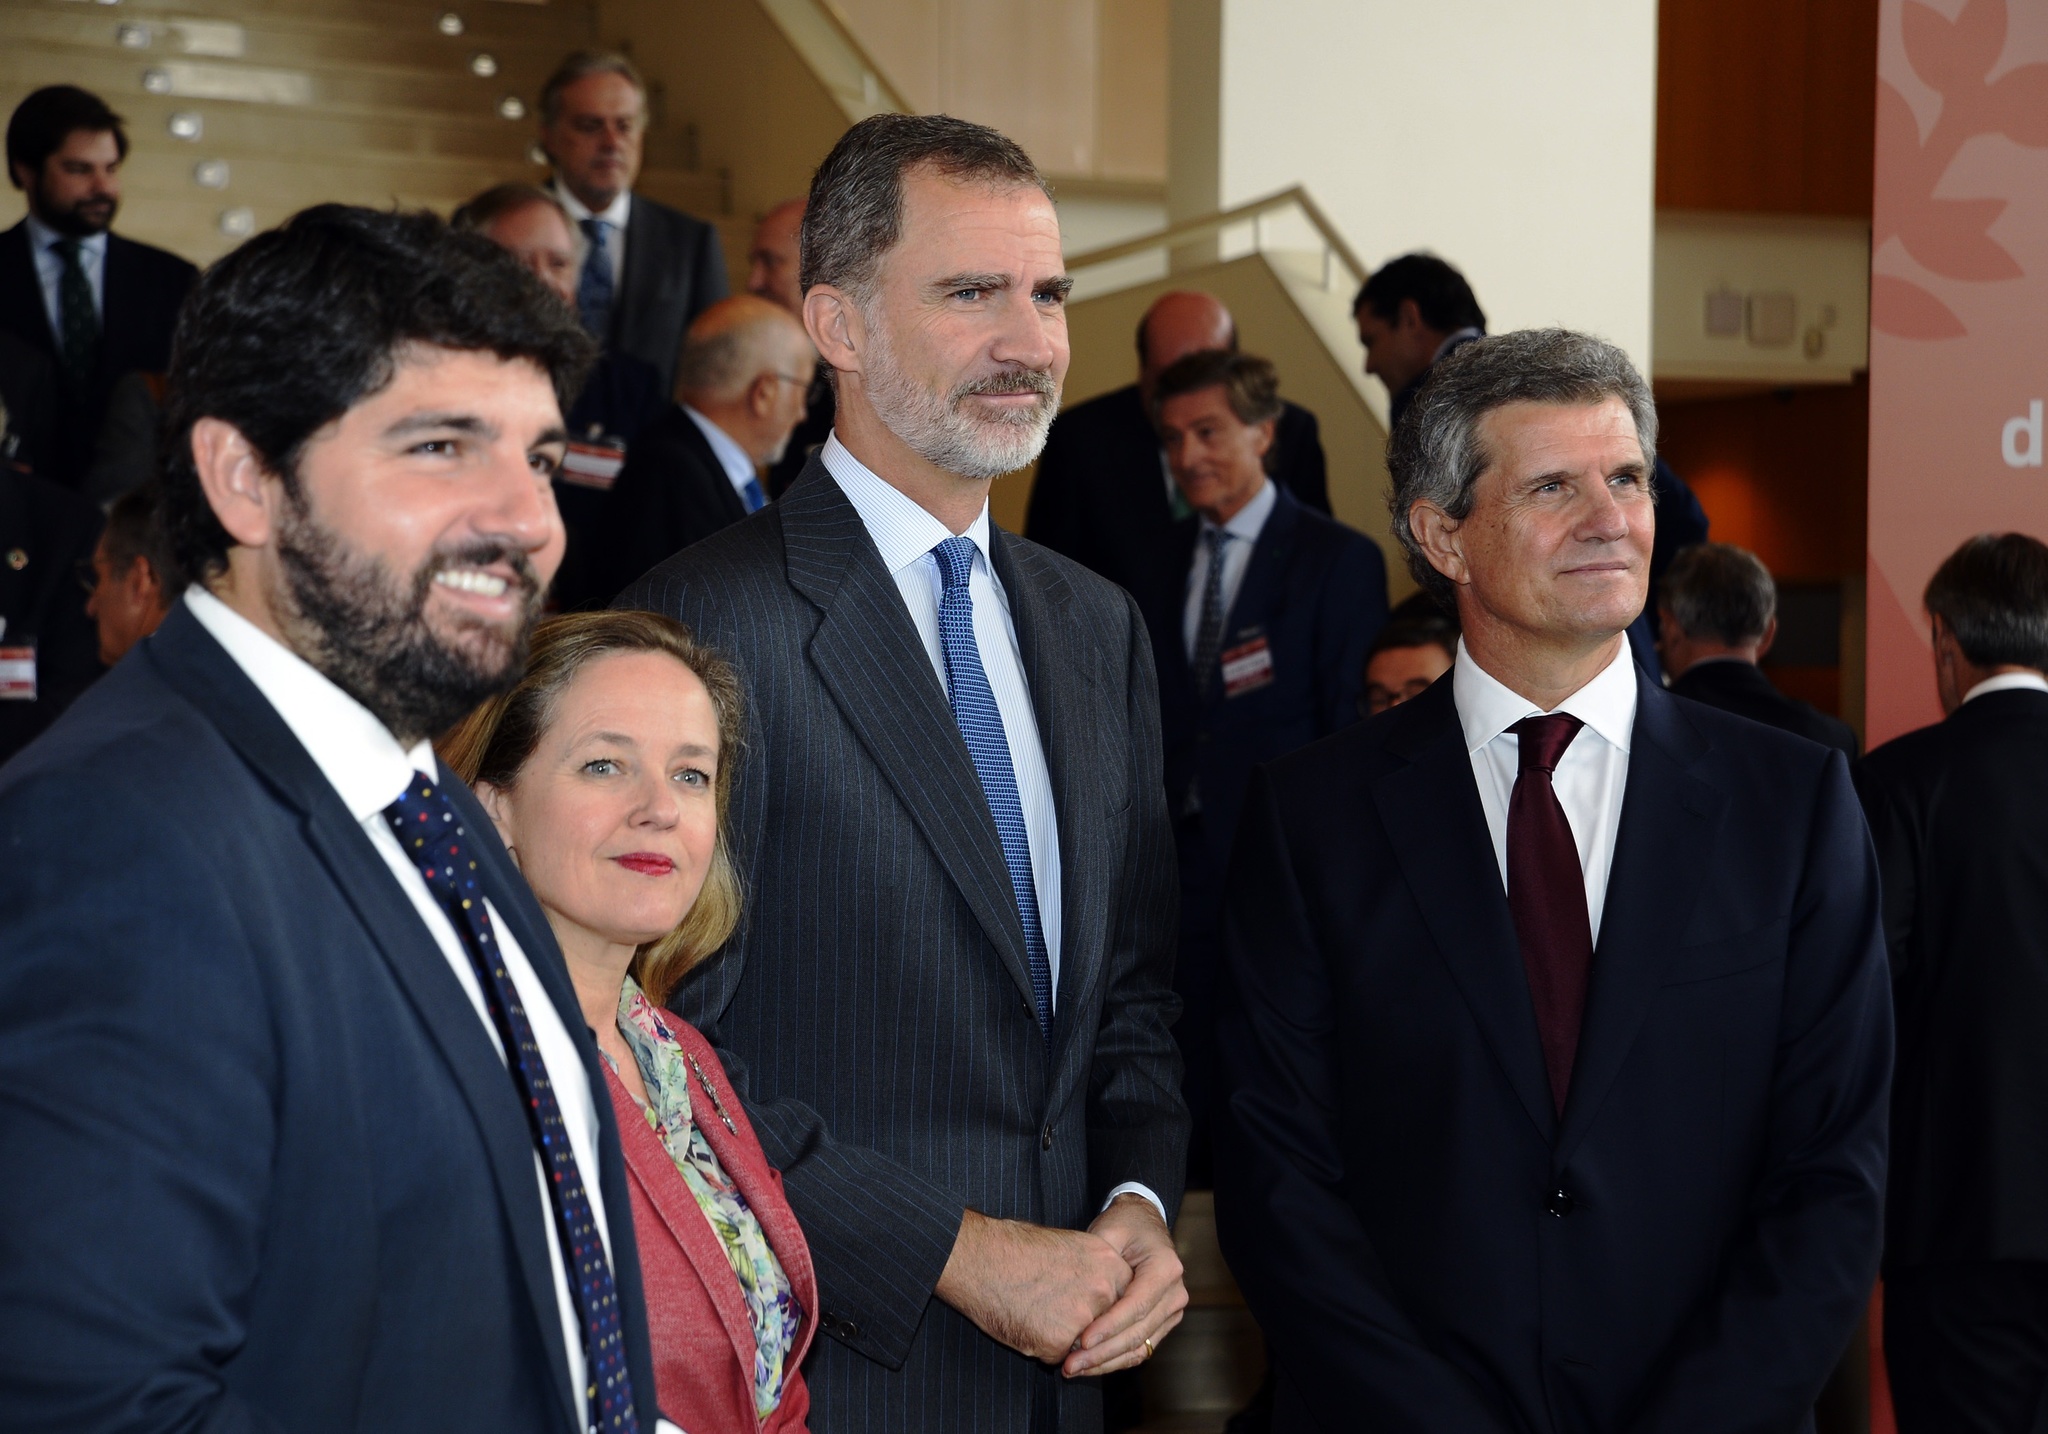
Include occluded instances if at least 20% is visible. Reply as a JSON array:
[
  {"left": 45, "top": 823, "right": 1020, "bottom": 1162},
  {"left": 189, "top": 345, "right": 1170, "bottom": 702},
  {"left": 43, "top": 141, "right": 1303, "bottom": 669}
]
[
  {"left": 1086, "top": 590, "right": 1191, "bottom": 1212},
  {"left": 1853, "top": 756, "right": 1920, "bottom": 986},
  {"left": 1277, "top": 404, "right": 1331, "bottom": 516},
  {"left": 1023, "top": 425, "right": 1084, "bottom": 561},
  {"left": 685, "top": 223, "right": 730, "bottom": 327},
  {"left": 1624, "top": 752, "right": 1891, "bottom": 1433},
  {"left": 0, "top": 768, "right": 290, "bottom": 1433},
  {"left": 1215, "top": 771, "right": 1519, "bottom": 1431}
]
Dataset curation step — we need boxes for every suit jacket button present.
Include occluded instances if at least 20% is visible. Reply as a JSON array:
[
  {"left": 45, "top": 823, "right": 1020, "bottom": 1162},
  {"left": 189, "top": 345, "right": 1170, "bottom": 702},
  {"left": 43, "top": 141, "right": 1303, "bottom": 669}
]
[
  {"left": 1547, "top": 1188, "right": 1575, "bottom": 1218},
  {"left": 1041, "top": 1124, "right": 1054, "bottom": 1150},
  {"left": 839, "top": 1318, "right": 860, "bottom": 1341}
]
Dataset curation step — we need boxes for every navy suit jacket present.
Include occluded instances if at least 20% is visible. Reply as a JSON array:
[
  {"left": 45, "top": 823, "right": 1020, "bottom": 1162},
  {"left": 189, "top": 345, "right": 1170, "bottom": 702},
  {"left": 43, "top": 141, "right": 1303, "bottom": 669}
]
[
  {"left": 0, "top": 605, "right": 660, "bottom": 1434},
  {"left": 610, "top": 195, "right": 728, "bottom": 398},
  {"left": 0, "top": 222, "right": 196, "bottom": 486},
  {"left": 1215, "top": 667, "right": 1891, "bottom": 1433},
  {"left": 1138, "top": 487, "right": 1386, "bottom": 883}
]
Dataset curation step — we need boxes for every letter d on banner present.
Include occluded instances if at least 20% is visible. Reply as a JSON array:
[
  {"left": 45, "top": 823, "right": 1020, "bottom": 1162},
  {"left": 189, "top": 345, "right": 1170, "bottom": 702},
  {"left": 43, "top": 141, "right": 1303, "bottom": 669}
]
[{"left": 2005, "top": 400, "right": 2044, "bottom": 469}]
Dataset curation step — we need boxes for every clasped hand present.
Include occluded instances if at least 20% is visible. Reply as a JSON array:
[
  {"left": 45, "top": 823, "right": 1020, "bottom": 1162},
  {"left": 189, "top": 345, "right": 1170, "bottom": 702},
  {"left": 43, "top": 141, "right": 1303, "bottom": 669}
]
[{"left": 934, "top": 1194, "right": 1189, "bottom": 1377}]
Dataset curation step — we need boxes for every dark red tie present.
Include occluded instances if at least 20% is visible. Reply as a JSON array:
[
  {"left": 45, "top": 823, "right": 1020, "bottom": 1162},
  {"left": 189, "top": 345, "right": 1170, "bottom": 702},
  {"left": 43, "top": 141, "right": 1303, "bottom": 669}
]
[{"left": 1507, "top": 714, "right": 1594, "bottom": 1115}]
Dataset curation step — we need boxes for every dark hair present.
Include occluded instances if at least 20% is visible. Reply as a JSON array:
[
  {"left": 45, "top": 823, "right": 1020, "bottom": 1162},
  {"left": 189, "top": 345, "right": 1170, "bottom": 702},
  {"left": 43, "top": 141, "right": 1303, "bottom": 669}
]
[
  {"left": 439, "top": 610, "right": 746, "bottom": 1004},
  {"left": 1369, "top": 590, "right": 1460, "bottom": 661},
  {"left": 1924, "top": 533, "right": 2048, "bottom": 671},
  {"left": 160, "top": 204, "right": 596, "bottom": 585},
  {"left": 99, "top": 483, "right": 183, "bottom": 594},
  {"left": 1354, "top": 253, "right": 1486, "bottom": 334},
  {"left": 1387, "top": 328, "right": 1657, "bottom": 604},
  {"left": 1659, "top": 542, "right": 1776, "bottom": 645},
  {"left": 1151, "top": 349, "right": 1281, "bottom": 426},
  {"left": 538, "top": 51, "right": 645, "bottom": 129},
  {"left": 451, "top": 181, "right": 571, "bottom": 234},
  {"left": 7, "top": 86, "right": 129, "bottom": 185},
  {"left": 800, "top": 113, "right": 1049, "bottom": 302}
]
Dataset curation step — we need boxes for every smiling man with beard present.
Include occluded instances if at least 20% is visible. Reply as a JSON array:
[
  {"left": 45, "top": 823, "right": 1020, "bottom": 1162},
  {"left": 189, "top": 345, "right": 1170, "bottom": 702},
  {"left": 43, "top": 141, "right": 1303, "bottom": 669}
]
[
  {"left": 618, "top": 114, "right": 1190, "bottom": 1434},
  {"left": 0, "top": 205, "right": 672, "bottom": 1434}
]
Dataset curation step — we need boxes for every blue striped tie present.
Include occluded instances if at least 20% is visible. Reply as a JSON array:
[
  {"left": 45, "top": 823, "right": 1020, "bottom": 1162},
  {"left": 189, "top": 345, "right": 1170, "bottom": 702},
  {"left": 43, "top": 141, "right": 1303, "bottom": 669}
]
[
  {"left": 577, "top": 218, "right": 615, "bottom": 339},
  {"left": 931, "top": 536, "right": 1053, "bottom": 1041}
]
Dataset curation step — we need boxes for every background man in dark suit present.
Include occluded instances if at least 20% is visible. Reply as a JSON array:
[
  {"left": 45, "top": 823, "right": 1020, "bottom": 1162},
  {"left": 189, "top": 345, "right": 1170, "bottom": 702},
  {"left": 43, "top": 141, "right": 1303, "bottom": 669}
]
[
  {"left": 1857, "top": 533, "right": 2048, "bottom": 1434},
  {"left": 1354, "top": 253, "right": 1710, "bottom": 678},
  {"left": 601, "top": 294, "right": 814, "bottom": 604},
  {"left": 0, "top": 449, "right": 101, "bottom": 765},
  {"left": 2, "top": 86, "right": 197, "bottom": 488},
  {"left": 620, "top": 113, "right": 1189, "bottom": 1433},
  {"left": 84, "top": 481, "right": 177, "bottom": 666},
  {"left": 1025, "top": 290, "right": 1329, "bottom": 596},
  {"left": 0, "top": 205, "right": 666, "bottom": 1434},
  {"left": 1362, "top": 592, "right": 1458, "bottom": 716},
  {"left": 1133, "top": 348, "right": 1385, "bottom": 1186},
  {"left": 454, "top": 181, "right": 664, "bottom": 614},
  {"left": 1660, "top": 541, "right": 1858, "bottom": 758},
  {"left": 1214, "top": 328, "right": 1890, "bottom": 1432},
  {"left": 747, "top": 196, "right": 835, "bottom": 499},
  {"left": 541, "top": 52, "right": 728, "bottom": 399}
]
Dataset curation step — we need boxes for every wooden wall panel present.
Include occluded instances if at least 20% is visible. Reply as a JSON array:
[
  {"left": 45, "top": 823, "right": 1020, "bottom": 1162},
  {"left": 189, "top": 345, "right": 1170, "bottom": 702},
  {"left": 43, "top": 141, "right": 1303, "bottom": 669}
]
[{"left": 1656, "top": 0, "right": 1879, "bottom": 217}]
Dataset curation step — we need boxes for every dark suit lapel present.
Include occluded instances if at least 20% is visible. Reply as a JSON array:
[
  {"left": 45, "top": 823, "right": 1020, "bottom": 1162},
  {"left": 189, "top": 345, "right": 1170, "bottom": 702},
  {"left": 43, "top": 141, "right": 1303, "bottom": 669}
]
[
  {"left": 143, "top": 605, "right": 582, "bottom": 1431},
  {"left": 992, "top": 527, "right": 1100, "bottom": 1047},
  {"left": 1558, "top": 673, "right": 1722, "bottom": 1163},
  {"left": 614, "top": 201, "right": 659, "bottom": 346},
  {"left": 1370, "top": 681, "right": 1558, "bottom": 1141},
  {"left": 674, "top": 408, "right": 751, "bottom": 525},
  {"left": 0, "top": 223, "right": 58, "bottom": 354},
  {"left": 779, "top": 469, "right": 1041, "bottom": 1014},
  {"left": 1221, "top": 486, "right": 1301, "bottom": 648}
]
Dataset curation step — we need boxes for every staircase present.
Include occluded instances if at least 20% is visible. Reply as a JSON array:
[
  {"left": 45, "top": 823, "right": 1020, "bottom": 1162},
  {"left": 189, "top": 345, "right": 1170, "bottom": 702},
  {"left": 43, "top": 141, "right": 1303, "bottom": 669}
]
[{"left": 0, "top": 0, "right": 731, "bottom": 272}]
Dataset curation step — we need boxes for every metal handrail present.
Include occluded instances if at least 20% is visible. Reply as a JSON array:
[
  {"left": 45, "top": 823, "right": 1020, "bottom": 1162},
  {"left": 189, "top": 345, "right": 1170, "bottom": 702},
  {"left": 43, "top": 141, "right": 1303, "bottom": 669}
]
[
  {"left": 754, "top": 0, "right": 913, "bottom": 120},
  {"left": 1063, "top": 184, "right": 1369, "bottom": 287}
]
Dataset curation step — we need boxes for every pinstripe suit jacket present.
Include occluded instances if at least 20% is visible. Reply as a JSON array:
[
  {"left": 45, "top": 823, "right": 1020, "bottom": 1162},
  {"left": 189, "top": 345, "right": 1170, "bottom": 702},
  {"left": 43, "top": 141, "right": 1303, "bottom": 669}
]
[{"left": 617, "top": 458, "right": 1189, "bottom": 1434}]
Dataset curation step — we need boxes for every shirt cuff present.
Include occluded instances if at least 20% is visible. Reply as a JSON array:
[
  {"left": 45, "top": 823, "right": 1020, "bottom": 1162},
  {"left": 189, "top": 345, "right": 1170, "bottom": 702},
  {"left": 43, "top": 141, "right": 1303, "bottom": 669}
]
[
  {"left": 656, "top": 1420, "right": 687, "bottom": 1434},
  {"left": 1101, "top": 1182, "right": 1169, "bottom": 1227}
]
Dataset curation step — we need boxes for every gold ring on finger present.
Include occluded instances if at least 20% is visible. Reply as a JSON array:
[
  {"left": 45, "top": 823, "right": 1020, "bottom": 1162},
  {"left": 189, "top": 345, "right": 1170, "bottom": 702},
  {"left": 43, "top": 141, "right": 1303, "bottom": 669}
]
[{"left": 1143, "top": 1337, "right": 1154, "bottom": 1360}]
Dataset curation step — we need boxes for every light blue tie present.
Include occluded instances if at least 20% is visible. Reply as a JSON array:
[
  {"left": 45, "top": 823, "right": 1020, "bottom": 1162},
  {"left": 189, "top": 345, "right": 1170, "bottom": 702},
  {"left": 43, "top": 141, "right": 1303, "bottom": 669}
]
[
  {"left": 577, "top": 218, "right": 615, "bottom": 338},
  {"left": 932, "top": 536, "right": 1053, "bottom": 1041}
]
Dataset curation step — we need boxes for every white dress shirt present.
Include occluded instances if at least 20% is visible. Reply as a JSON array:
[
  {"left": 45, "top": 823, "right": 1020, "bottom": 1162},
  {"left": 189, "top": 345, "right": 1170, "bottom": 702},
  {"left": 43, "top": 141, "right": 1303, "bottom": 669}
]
[
  {"left": 1454, "top": 636, "right": 1638, "bottom": 942},
  {"left": 820, "top": 434, "right": 1166, "bottom": 1225},
  {"left": 683, "top": 403, "right": 761, "bottom": 507},
  {"left": 184, "top": 588, "right": 613, "bottom": 1429},
  {"left": 1964, "top": 670, "right": 2048, "bottom": 704},
  {"left": 1180, "top": 478, "right": 1277, "bottom": 660},
  {"left": 25, "top": 214, "right": 107, "bottom": 335},
  {"left": 553, "top": 183, "right": 631, "bottom": 291}
]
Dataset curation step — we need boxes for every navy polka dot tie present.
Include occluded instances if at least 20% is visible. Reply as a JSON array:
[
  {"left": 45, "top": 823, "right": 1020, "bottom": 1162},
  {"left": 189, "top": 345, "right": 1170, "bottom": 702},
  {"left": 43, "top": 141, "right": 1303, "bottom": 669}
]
[{"left": 383, "top": 776, "right": 638, "bottom": 1433}]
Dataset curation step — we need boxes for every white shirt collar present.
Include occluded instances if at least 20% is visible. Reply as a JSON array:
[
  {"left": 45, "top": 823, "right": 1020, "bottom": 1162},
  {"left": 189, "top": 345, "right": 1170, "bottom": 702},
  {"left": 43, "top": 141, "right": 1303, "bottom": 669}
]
[
  {"left": 184, "top": 588, "right": 436, "bottom": 822},
  {"left": 681, "top": 404, "right": 757, "bottom": 492},
  {"left": 551, "top": 181, "right": 631, "bottom": 231},
  {"left": 25, "top": 213, "right": 108, "bottom": 263},
  {"left": 820, "top": 432, "right": 994, "bottom": 580},
  {"left": 1452, "top": 635, "right": 1638, "bottom": 757},
  {"left": 1200, "top": 477, "right": 1276, "bottom": 546},
  {"left": 1963, "top": 670, "right": 2048, "bottom": 704}
]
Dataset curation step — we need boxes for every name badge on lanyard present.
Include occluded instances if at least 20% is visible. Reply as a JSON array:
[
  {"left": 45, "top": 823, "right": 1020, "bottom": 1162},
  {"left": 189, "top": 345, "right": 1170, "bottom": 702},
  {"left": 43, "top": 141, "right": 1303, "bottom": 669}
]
[
  {"left": 1220, "top": 631, "right": 1275, "bottom": 699},
  {"left": 0, "top": 640, "right": 37, "bottom": 700}
]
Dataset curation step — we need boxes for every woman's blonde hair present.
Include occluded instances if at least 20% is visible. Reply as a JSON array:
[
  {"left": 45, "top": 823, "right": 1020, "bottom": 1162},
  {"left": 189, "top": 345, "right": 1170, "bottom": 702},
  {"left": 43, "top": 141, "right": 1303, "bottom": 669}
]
[{"left": 439, "top": 610, "right": 746, "bottom": 1005}]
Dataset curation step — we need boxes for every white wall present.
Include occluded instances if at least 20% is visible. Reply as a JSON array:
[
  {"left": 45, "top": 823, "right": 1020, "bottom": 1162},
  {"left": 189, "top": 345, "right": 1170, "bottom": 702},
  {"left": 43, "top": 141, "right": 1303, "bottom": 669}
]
[{"left": 1211, "top": 0, "right": 1659, "bottom": 376}]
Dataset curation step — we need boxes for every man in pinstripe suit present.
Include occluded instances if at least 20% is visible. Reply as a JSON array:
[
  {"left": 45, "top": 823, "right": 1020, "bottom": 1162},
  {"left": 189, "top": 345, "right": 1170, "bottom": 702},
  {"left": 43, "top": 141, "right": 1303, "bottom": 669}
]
[{"left": 618, "top": 114, "right": 1191, "bottom": 1432}]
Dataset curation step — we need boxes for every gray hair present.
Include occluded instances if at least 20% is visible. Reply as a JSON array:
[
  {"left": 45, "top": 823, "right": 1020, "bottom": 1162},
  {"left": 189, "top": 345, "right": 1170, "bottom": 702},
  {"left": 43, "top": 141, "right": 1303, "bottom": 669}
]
[
  {"left": 799, "top": 113, "right": 1050, "bottom": 303},
  {"left": 538, "top": 51, "right": 644, "bottom": 129},
  {"left": 1659, "top": 542, "right": 1776, "bottom": 645},
  {"left": 1387, "top": 328, "right": 1658, "bottom": 604}
]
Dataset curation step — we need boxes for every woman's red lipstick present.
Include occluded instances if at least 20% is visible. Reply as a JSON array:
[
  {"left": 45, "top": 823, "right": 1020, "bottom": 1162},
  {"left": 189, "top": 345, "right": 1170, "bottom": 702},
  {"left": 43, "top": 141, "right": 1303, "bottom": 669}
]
[{"left": 615, "top": 853, "right": 675, "bottom": 876}]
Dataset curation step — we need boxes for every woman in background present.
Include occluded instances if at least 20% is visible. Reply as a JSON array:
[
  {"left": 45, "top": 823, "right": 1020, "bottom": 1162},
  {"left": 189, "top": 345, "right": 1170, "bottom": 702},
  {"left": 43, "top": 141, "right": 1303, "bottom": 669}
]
[{"left": 443, "top": 610, "right": 814, "bottom": 1433}]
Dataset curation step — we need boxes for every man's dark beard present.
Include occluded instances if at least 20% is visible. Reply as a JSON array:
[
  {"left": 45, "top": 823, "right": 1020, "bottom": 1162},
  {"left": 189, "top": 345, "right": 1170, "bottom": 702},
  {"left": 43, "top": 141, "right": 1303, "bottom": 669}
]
[
  {"left": 272, "top": 492, "right": 543, "bottom": 745},
  {"left": 32, "top": 177, "right": 115, "bottom": 239}
]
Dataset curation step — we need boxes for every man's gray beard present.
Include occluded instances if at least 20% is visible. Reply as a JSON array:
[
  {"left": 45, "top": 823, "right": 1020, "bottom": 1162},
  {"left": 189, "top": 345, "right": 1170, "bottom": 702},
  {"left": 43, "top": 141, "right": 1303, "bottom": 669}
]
[
  {"left": 269, "top": 487, "right": 544, "bottom": 745},
  {"left": 861, "top": 311, "right": 1060, "bottom": 481}
]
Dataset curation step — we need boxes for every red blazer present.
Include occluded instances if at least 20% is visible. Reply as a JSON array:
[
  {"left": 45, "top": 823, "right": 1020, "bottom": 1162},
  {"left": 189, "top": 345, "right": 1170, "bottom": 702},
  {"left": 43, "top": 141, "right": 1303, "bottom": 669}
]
[{"left": 606, "top": 1018, "right": 817, "bottom": 1433}]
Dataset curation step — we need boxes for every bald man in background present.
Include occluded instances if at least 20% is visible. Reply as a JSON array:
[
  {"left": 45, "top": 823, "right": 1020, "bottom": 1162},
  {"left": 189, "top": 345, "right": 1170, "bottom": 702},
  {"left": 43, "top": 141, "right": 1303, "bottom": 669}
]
[
  {"left": 1025, "top": 291, "right": 1329, "bottom": 597},
  {"left": 600, "top": 294, "right": 816, "bottom": 598},
  {"left": 748, "top": 196, "right": 835, "bottom": 500}
]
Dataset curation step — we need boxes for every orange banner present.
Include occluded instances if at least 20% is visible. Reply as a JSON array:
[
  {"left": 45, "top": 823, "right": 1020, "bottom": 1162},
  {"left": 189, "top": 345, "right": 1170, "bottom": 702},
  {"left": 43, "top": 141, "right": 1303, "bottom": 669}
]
[{"left": 1868, "top": 0, "right": 2048, "bottom": 745}]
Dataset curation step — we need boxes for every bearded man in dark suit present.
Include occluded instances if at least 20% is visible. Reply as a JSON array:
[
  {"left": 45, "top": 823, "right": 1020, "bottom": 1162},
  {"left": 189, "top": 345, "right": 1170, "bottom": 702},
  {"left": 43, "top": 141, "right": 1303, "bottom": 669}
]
[
  {"left": 619, "top": 113, "right": 1190, "bottom": 1433},
  {"left": 1, "top": 86, "right": 197, "bottom": 488},
  {"left": 1215, "top": 328, "right": 1890, "bottom": 1433}
]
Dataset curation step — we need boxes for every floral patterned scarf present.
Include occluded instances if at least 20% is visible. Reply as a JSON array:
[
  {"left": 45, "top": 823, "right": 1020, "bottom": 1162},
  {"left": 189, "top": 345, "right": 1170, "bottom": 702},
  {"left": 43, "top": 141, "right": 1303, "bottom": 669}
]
[{"left": 611, "top": 977, "right": 800, "bottom": 1421}]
